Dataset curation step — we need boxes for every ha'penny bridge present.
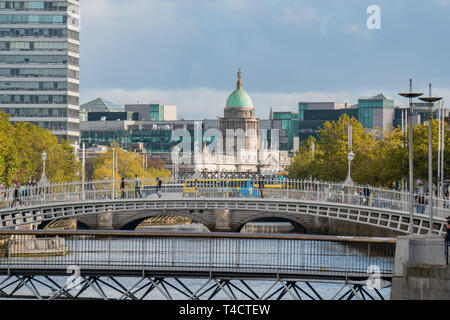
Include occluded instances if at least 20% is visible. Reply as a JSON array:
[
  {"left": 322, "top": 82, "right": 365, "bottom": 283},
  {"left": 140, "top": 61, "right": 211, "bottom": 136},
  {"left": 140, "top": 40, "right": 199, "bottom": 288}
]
[{"left": 0, "top": 178, "right": 448, "bottom": 300}]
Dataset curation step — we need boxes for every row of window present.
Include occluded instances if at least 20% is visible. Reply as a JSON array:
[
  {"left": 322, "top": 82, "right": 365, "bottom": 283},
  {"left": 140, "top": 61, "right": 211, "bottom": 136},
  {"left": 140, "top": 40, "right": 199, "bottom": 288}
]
[
  {"left": 0, "top": 28, "right": 78, "bottom": 40},
  {"left": 0, "top": 14, "right": 66, "bottom": 24},
  {"left": 1, "top": 107, "right": 79, "bottom": 118},
  {"left": 0, "top": 1, "right": 69, "bottom": 11},
  {"left": 0, "top": 68, "right": 78, "bottom": 79},
  {"left": 26, "top": 120, "right": 79, "bottom": 131},
  {"left": 0, "top": 41, "right": 67, "bottom": 50},
  {"left": 10, "top": 120, "right": 79, "bottom": 132},
  {"left": 0, "top": 55, "right": 79, "bottom": 66},
  {"left": 0, "top": 94, "right": 78, "bottom": 104},
  {"left": 0, "top": 81, "right": 78, "bottom": 92}
]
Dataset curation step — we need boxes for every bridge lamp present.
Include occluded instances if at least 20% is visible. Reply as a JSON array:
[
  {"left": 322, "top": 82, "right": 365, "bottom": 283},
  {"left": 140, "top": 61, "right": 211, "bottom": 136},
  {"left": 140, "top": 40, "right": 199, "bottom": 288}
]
[
  {"left": 344, "top": 123, "right": 354, "bottom": 187},
  {"left": 418, "top": 84, "right": 442, "bottom": 235},
  {"left": 399, "top": 79, "right": 423, "bottom": 234},
  {"left": 344, "top": 151, "right": 355, "bottom": 187},
  {"left": 39, "top": 150, "right": 48, "bottom": 186}
]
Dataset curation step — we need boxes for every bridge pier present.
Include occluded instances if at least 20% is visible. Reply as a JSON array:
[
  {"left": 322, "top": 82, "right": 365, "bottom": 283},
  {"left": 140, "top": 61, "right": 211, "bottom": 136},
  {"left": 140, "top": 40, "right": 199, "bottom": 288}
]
[
  {"left": 97, "top": 211, "right": 114, "bottom": 230},
  {"left": 214, "top": 209, "right": 232, "bottom": 232},
  {"left": 391, "top": 235, "right": 450, "bottom": 300}
]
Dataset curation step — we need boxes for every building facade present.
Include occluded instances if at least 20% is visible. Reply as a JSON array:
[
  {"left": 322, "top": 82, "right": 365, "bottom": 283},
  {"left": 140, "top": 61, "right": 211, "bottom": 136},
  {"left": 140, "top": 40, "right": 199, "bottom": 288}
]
[
  {"left": 0, "top": 0, "right": 80, "bottom": 145},
  {"left": 125, "top": 103, "right": 177, "bottom": 121}
]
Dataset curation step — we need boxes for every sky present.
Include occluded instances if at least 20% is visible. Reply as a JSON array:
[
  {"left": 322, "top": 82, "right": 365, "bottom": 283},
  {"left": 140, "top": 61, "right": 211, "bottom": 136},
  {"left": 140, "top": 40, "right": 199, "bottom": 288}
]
[{"left": 79, "top": 0, "right": 450, "bottom": 120}]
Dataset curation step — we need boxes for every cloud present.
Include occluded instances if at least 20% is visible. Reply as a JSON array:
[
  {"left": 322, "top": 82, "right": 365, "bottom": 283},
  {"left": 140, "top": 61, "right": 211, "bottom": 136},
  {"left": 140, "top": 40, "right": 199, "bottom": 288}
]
[{"left": 341, "top": 23, "right": 369, "bottom": 39}]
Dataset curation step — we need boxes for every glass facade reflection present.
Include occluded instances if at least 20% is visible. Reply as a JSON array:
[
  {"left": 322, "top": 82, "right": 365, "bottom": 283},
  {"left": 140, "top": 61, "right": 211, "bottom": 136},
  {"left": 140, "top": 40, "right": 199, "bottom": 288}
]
[{"left": 0, "top": 0, "right": 80, "bottom": 145}]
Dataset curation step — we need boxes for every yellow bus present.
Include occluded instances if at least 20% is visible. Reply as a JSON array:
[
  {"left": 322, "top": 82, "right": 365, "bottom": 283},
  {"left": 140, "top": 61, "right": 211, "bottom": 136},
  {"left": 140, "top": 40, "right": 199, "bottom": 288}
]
[{"left": 183, "top": 179, "right": 284, "bottom": 198}]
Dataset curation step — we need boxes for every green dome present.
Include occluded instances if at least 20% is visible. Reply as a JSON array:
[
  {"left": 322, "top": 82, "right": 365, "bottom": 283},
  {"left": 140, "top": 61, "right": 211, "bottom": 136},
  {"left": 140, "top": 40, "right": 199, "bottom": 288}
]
[{"left": 226, "top": 88, "right": 254, "bottom": 108}]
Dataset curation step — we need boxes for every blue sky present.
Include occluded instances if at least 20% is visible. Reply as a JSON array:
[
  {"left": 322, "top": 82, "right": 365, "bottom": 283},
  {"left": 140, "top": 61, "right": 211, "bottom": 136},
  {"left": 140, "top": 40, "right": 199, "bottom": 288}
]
[{"left": 80, "top": 0, "right": 450, "bottom": 119}]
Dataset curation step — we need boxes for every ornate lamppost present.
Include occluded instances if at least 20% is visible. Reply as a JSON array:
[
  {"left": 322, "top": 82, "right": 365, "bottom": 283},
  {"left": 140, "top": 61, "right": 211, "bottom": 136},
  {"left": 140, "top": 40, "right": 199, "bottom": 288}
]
[
  {"left": 399, "top": 79, "right": 423, "bottom": 234},
  {"left": 419, "top": 83, "right": 442, "bottom": 235},
  {"left": 39, "top": 151, "right": 48, "bottom": 186},
  {"left": 344, "top": 124, "right": 354, "bottom": 186}
]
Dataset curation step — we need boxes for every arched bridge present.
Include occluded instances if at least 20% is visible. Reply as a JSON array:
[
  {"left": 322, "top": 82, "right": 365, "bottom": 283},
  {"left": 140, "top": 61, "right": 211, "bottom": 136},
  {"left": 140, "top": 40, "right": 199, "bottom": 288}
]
[{"left": 0, "top": 179, "right": 448, "bottom": 235}]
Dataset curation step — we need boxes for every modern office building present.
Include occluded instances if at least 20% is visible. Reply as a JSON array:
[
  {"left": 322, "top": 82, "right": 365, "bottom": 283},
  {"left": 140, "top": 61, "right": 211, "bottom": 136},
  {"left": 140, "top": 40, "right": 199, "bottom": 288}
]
[
  {"left": 125, "top": 103, "right": 177, "bottom": 121},
  {"left": 272, "top": 111, "right": 299, "bottom": 151},
  {"left": 0, "top": 0, "right": 81, "bottom": 146},
  {"left": 357, "top": 94, "right": 395, "bottom": 131},
  {"left": 80, "top": 97, "right": 123, "bottom": 121}
]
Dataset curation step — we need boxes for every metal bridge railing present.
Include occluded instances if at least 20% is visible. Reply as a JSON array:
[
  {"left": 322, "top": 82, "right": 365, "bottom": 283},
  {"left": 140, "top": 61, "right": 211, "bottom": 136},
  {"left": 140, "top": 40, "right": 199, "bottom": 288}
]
[
  {"left": 0, "top": 178, "right": 449, "bottom": 220},
  {"left": 0, "top": 231, "right": 396, "bottom": 279}
]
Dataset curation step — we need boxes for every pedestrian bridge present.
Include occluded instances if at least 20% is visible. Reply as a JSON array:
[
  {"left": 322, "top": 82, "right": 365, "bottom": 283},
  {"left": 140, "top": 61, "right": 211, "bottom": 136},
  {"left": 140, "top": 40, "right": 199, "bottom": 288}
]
[
  {"left": 0, "top": 179, "right": 448, "bottom": 235},
  {"left": 0, "top": 230, "right": 395, "bottom": 300}
]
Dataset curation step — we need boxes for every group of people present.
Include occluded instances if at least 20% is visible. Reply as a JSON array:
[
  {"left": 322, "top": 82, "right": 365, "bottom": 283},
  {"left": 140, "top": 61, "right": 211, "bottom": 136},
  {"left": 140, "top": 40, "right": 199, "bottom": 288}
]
[
  {"left": 0, "top": 179, "right": 41, "bottom": 208},
  {"left": 118, "top": 176, "right": 163, "bottom": 199}
]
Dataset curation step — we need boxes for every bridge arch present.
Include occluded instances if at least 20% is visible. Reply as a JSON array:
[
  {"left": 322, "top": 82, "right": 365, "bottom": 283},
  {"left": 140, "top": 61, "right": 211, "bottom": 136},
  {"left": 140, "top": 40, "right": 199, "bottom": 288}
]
[
  {"left": 37, "top": 218, "right": 91, "bottom": 230},
  {"left": 118, "top": 211, "right": 213, "bottom": 231},
  {"left": 234, "top": 212, "right": 308, "bottom": 233}
]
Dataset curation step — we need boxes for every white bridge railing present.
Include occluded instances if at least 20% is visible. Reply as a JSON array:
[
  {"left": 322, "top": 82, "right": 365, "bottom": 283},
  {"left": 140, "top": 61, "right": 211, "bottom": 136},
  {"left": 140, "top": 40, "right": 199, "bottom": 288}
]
[{"left": 0, "top": 178, "right": 449, "bottom": 219}]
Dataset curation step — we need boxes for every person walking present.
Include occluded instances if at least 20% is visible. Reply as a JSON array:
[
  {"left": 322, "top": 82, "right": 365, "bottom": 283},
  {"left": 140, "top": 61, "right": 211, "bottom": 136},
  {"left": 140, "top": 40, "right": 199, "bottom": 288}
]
[
  {"left": 415, "top": 182, "right": 425, "bottom": 214},
  {"left": 12, "top": 181, "right": 22, "bottom": 207},
  {"left": 258, "top": 176, "right": 265, "bottom": 199},
  {"left": 363, "top": 184, "right": 370, "bottom": 206},
  {"left": 134, "top": 175, "right": 142, "bottom": 198},
  {"left": 120, "top": 178, "right": 126, "bottom": 199},
  {"left": 156, "top": 177, "right": 162, "bottom": 198}
]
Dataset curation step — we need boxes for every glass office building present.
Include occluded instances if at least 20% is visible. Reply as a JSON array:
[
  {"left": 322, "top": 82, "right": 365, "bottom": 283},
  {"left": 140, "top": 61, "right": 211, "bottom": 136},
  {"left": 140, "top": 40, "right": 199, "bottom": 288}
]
[
  {"left": 273, "top": 111, "right": 299, "bottom": 151},
  {"left": 358, "top": 94, "right": 394, "bottom": 130},
  {"left": 0, "top": 0, "right": 80, "bottom": 145}
]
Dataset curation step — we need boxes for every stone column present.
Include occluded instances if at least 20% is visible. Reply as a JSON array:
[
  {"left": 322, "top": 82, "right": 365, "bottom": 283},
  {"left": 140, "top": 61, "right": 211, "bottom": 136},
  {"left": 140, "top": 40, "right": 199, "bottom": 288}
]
[
  {"left": 215, "top": 209, "right": 231, "bottom": 231},
  {"left": 391, "top": 235, "right": 450, "bottom": 300},
  {"left": 97, "top": 211, "right": 114, "bottom": 230}
]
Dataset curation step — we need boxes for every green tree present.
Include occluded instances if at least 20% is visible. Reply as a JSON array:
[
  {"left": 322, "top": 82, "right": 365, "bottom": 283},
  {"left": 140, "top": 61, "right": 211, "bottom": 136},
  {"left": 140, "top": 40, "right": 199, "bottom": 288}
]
[
  {"left": 288, "top": 114, "right": 450, "bottom": 188},
  {"left": 92, "top": 143, "right": 171, "bottom": 183},
  {"left": 0, "top": 112, "right": 80, "bottom": 187},
  {"left": 287, "top": 136, "right": 319, "bottom": 180}
]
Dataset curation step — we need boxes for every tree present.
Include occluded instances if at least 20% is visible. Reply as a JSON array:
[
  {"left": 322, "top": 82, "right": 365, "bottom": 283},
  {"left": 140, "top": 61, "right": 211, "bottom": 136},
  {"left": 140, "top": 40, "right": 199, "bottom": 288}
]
[
  {"left": 287, "top": 136, "right": 319, "bottom": 180},
  {"left": 92, "top": 143, "right": 171, "bottom": 183},
  {"left": 288, "top": 114, "right": 450, "bottom": 188},
  {"left": 0, "top": 112, "right": 80, "bottom": 187}
]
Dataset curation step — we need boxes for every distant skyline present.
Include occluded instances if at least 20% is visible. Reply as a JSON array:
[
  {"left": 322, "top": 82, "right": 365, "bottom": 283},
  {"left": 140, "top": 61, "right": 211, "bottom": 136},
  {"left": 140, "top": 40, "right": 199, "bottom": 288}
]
[{"left": 80, "top": 0, "right": 450, "bottom": 119}]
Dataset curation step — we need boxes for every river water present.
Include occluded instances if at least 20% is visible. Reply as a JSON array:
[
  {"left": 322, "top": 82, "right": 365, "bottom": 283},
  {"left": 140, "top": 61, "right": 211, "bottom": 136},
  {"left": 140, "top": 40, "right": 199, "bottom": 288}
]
[{"left": 0, "top": 223, "right": 392, "bottom": 300}]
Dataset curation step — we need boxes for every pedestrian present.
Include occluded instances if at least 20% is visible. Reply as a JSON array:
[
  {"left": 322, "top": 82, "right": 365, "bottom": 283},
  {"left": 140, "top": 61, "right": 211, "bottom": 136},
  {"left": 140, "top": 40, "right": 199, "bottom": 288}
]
[
  {"left": 363, "top": 184, "right": 370, "bottom": 206},
  {"left": 156, "top": 177, "right": 162, "bottom": 198},
  {"left": 415, "top": 182, "right": 425, "bottom": 214},
  {"left": 134, "top": 175, "right": 142, "bottom": 198},
  {"left": 12, "top": 181, "right": 22, "bottom": 207},
  {"left": 259, "top": 176, "right": 265, "bottom": 199},
  {"left": 120, "top": 178, "right": 126, "bottom": 199}
]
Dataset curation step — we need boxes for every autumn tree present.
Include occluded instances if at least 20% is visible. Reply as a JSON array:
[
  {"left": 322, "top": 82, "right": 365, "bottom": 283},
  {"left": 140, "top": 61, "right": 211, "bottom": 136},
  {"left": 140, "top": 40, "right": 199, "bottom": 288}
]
[
  {"left": 92, "top": 143, "right": 171, "bottom": 183},
  {"left": 288, "top": 114, "right": 450, "bottom": 188},
  {"left": 0, "top": 112, "right": 80, "bottom": 187}
]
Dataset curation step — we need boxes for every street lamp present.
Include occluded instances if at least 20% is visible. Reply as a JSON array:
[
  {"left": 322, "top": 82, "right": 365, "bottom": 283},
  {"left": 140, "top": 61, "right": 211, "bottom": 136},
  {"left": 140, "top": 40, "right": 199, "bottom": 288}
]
[
  {"left": 419, "top": 83, "right": 442, "bottom": 235},
  {"left": 39, "top": 151, "right": 48, "bottom": 186},
  {"left": 399, "top": 79, "right": 423, "bottom": 235},
  {"left": 344, "top": 124, "right": 354, "bottom": 186},
  {"left": 344, "top": 151, "right": 355, "bottom": 186}
]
